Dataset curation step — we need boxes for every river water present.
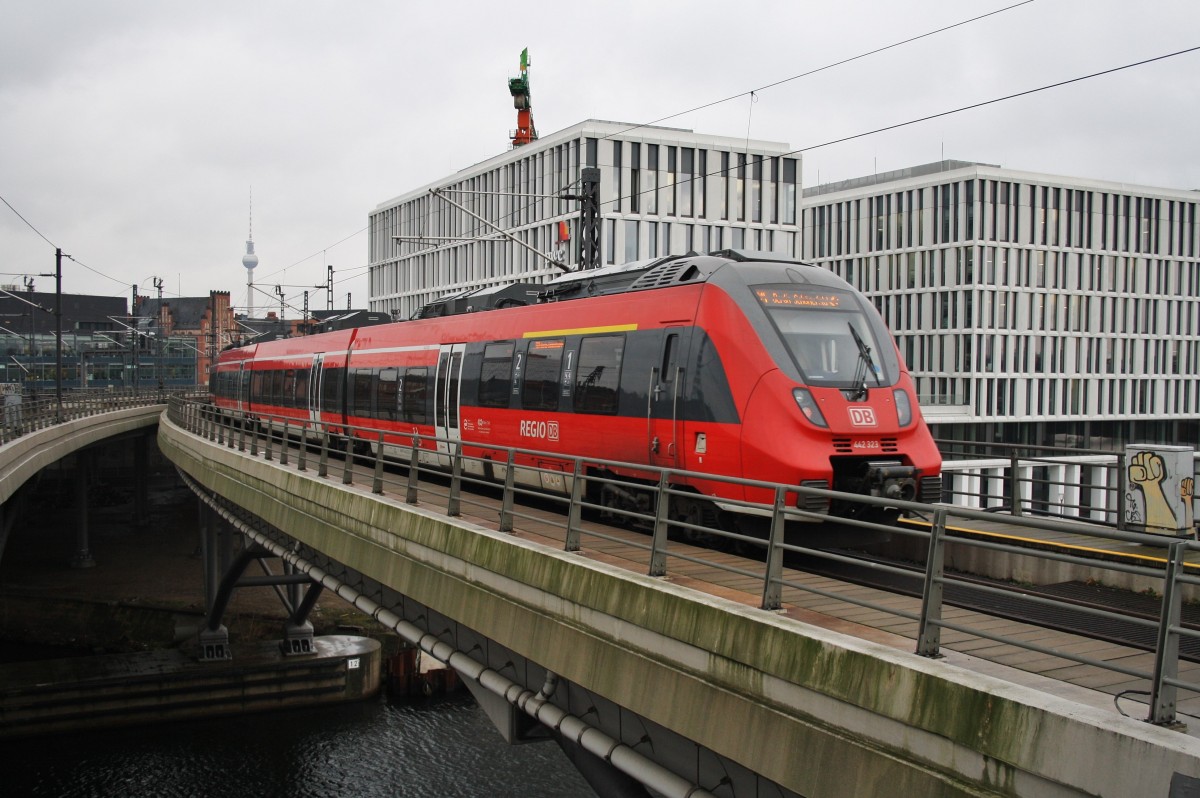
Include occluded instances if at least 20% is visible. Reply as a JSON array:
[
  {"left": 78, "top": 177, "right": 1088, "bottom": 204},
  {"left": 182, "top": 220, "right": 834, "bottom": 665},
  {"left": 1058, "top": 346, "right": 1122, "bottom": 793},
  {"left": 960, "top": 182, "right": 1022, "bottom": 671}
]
[
  {"left": 0, "top": 441, "right": 597, "bottom": 795},
  {"left": 5, "top": 692, "right": 597, "bottom": 797}
]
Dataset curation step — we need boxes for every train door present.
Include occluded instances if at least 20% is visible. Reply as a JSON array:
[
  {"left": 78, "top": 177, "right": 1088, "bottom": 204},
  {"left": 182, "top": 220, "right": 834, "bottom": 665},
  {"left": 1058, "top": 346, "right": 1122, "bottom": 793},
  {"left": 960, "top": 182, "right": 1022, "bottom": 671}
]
[
  {"left": 236, "top": 363, "right": 248, "bottom": 414},
  {"left": 434, "top": 343, "right": 465, "bottom": 467},
  {"left": 307, "top": 353, "right": 325, "bottom": 428},
  {"left": 648, "top": 328, "right": 683, "bottom": 470}
]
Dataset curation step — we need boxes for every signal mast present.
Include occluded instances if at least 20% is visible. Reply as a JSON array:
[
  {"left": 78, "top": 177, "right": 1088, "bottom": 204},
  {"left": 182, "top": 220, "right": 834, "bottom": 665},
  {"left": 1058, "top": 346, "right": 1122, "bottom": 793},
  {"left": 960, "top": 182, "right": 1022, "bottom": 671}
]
[{"left": 508, "top": 48, "right": 537, "bottom": 147}]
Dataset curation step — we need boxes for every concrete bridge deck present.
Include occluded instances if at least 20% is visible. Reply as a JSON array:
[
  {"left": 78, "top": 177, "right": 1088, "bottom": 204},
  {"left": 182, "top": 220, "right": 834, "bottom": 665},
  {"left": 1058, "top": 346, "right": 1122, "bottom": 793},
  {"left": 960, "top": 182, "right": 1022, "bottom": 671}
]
[{"left": 156, "top": 407, "right": 1200, "bottom": 798}]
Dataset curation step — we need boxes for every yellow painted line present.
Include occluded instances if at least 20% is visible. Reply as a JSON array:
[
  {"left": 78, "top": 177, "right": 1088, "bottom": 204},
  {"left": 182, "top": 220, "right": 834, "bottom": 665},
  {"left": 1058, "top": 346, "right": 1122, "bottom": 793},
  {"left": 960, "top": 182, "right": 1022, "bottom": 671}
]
[
  {"left": 523, "top": 323, "right": 637, "bottom": 339},
  {"left": 901, "top": 517, "right": 1199, "bottom": 570}
]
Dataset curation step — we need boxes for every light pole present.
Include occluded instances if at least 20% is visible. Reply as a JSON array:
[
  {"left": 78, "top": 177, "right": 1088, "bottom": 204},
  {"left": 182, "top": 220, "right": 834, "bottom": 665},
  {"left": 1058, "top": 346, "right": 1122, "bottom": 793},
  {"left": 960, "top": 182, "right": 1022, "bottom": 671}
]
[
  {"left": 153, "top": 277, "right": 164, "bottom": 397},
  {"left": 23, "top": 276, "right": 34, "bottom": 381},
  {"left": 275, "top": 285, "right": 285, "bottom": 334},
  {"left": 130, "top": 284, "right": 140, "bottom": 396}
]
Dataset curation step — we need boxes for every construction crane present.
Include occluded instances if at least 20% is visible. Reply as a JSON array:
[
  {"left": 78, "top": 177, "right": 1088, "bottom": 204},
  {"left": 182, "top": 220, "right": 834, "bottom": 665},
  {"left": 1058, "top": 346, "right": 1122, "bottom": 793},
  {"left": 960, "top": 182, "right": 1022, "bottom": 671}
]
[{"left": 508, "top": 47, "right": 537, "bottom": 147}]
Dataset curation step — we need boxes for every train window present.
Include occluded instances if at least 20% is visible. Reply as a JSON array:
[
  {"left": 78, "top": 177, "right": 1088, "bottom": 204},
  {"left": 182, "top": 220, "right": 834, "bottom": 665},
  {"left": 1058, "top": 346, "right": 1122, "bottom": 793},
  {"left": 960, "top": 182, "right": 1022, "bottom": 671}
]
[
  {"left": 479, "top": 342, "right": 515, "bottom": 408},
  {"left": 661, "top": 333, "right": 679, "bottom": 382},
  {"left": 754, "top": 283, "right": 896, "bottom": 388},
  {"left": 322, "top": 367, "right": 344, "bottom": 413},
  {"left": 522, "top": 339, "right": 564, "bottom": 411},
  {"left": 271, "top": 369, "right": 286, "bottom": 405},
  {"left": 685, "top": 332, "right": 739, "bottom": 423},
  {"left": 351, "top": 369, "right": 375, "bottom": 417},
  {"left": 401, "top": 367, "right": 429, "bottom": 424},
  {"left": 251, "top": 370, "right": 267, "bottom": 403},
  {"left": 376, "top": 368, "right": 398, "bottom": 421},
  {"left": 239, "top": 370, "right": 251, "bottom": 403},
  {"left": 445, "top": 352, "right": 462, "bottom": 429},
  {"left": 282, "top": 370, "right": 296, "bottom": 408},
  {"left": 294, "top": 369, "right": 309, "bottom": 410},
  {"left": 575, "top": 335, "right": 623, "bottom": 415}
]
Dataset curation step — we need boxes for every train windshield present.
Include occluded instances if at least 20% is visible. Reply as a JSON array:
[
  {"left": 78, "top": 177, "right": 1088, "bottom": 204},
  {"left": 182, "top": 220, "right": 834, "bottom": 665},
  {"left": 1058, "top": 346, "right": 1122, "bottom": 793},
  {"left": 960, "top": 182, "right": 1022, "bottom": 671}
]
[{"left": 752, "top": 285, "right": 898, "bottom": 389}]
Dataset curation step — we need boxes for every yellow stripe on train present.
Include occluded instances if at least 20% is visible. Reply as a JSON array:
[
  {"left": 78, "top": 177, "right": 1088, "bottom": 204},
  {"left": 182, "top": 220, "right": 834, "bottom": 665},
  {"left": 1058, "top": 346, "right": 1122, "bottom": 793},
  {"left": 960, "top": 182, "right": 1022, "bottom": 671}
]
[{"left": 523, "top": 323, "right": 638, "bottom": 339}]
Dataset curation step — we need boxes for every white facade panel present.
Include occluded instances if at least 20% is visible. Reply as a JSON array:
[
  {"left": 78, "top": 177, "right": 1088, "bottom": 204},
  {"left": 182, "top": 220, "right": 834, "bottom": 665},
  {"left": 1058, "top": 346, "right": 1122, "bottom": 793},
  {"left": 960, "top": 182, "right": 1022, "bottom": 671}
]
[
  {"left": 368, "top": 131, "right": 1199, "bottom": 447},
  {"left": 800, "top": 160, "right": 1200, "bottom": 444},
  {"left": 367, "top": 120, "right": 800, "bottom": 321}
]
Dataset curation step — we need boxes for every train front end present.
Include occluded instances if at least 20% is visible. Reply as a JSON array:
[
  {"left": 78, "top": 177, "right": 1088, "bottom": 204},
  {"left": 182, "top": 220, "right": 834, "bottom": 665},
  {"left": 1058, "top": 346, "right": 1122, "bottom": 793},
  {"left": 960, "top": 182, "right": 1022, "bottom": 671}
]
[{"left": 717, "top": 258, "right": 942, "bottom": 520}]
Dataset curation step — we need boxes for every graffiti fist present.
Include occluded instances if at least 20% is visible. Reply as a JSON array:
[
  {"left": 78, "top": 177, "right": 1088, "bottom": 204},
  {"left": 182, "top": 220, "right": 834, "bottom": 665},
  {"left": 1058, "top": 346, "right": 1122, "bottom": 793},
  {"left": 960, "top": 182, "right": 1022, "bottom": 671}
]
[
  {"left": 1128, "top": 450, "right": 1179, "bottom": 532},
  {"left": 1129, "top": 451, "right": 1167, "bottom": 487}
]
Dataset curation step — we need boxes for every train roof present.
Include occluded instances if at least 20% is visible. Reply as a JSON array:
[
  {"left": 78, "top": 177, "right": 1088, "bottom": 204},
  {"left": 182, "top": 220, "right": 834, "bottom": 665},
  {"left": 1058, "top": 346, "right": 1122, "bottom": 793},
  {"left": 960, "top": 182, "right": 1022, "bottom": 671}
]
[
  {"left": 224, "top": 251, "right": 851, "bottom": 360},
  {"left": 539, "top": 249, "right": 847, "bottom": 301},
  {"left": 410, "top": 250, "right": 850, "bottom": 321}
]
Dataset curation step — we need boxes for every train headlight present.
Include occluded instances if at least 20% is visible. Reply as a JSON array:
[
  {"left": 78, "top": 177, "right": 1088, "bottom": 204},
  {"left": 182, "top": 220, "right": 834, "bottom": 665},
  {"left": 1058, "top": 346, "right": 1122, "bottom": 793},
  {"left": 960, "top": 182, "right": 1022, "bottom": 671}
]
[
  {"left": 894, "top": 389, "right": 913, "bottom": 427},
  {"left": 792, "top": 388, "right": 828, "bottom": 428}
]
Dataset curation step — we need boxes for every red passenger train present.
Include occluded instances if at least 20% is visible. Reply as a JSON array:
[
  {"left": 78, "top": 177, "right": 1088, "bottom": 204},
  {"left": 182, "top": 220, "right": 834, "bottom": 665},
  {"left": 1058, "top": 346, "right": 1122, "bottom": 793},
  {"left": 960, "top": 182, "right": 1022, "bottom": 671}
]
[{"left": 211, "top": 251, "right": 942, "bottom": 526}]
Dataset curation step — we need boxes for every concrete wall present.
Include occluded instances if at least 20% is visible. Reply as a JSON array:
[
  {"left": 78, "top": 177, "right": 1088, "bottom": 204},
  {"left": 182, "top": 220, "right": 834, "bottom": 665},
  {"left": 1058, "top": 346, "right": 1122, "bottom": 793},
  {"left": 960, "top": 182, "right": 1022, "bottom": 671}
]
[
  {"left": 159, "top": 417, "right": 1200, "bottom": 798},
  {"left": 0, "top": 405, "right": 162, "bottom": 504}
]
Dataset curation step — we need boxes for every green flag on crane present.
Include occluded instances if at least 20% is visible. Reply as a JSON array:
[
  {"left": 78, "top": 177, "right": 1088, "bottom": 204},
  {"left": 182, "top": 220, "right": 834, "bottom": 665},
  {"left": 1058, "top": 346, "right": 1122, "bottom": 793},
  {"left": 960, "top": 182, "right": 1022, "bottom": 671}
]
[{"left": 520, "top": 47, "right": 528, "bottom": 73}]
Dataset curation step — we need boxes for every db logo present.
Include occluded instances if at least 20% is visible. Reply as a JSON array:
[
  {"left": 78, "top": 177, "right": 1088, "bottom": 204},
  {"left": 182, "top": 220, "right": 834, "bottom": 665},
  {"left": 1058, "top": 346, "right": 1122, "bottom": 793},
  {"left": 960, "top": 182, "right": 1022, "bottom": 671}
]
[{"left": 848, "top": 407, "right": 877, "bottom": 427}]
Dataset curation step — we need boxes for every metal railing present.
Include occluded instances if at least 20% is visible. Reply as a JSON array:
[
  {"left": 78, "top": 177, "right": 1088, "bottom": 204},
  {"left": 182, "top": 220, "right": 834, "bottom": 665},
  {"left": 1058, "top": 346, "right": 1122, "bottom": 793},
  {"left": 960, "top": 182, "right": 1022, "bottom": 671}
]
[
  {"left": 0, "top": 387, "right": 201, "bottom": 446},
  {"left": 170, "top": 398, "right": 1200, "bottom": 727},
  {"left": 937, "top": 438, "right": 1199, "bottom": 534}
]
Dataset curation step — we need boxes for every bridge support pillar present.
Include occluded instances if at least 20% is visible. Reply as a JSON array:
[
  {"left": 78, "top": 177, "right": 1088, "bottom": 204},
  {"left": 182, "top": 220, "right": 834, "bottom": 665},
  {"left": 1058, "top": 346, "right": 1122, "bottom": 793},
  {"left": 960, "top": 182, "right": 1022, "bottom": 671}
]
[
  {"left": 133, "top": 432, "right": 149, "bottom": 527},
  {"left": 199, "top": 624, "right": 231, "bottom": 661},
  {"left": 198, "top": 502, "right": 230, "bottom": 612},
  {"left": 71, "top": 450, "right": 95, "bottom": 569},
  {"left": 0, "top": 504, "right": 11, "bottom": 565},
  {"left": 196, "top": 498, "right": 328, "bottom": 660},
  {"left": 281, "top": 620, "right": 315, "bottom": 655}
]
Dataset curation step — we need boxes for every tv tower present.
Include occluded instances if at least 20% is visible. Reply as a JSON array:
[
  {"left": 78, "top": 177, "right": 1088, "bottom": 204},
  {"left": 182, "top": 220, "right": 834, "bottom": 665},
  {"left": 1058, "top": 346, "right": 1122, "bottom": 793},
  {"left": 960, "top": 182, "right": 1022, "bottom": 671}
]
[{"left": 242, "top": 188, "right": 258, "bottom": 317}]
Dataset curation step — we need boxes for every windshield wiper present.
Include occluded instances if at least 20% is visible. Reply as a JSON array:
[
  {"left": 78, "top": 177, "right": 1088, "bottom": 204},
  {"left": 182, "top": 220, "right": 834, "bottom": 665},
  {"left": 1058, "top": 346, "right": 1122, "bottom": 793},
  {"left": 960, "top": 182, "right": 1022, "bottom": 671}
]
[{"left": 847, "top": 322, "right": 881, "bottom": 400}]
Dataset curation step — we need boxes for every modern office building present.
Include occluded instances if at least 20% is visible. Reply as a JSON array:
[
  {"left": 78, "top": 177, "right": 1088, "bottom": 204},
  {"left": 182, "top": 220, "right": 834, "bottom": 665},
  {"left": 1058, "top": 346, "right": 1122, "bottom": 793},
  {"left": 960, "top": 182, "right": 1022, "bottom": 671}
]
[
  {"left": 801, "top": 160, "right": 1200, "bottom": 448},
  {"left": 367, "top": 121, "right": 1200, "bottom": 450},
  {"left": 367, "top": 120, "right": 802, "bottom": 321}
]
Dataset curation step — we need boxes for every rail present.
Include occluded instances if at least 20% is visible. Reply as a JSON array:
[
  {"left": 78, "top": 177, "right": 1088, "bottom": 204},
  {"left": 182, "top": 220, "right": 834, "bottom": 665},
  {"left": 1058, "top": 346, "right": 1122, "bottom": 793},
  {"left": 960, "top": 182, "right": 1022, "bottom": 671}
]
[{"left": 170, "top": 398, "right": 1200, "bottom": 728}]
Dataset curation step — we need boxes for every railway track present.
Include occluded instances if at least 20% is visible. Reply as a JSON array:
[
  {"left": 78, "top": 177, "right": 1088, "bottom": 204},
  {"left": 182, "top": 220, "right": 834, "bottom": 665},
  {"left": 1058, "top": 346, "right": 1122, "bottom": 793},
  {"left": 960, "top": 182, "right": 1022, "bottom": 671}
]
[
  {"left": 236, "top": 426, "right": 1197, "bottom": 666},
  {"left": 800, "top": 545, "right": 1200, "bottom": 662}
]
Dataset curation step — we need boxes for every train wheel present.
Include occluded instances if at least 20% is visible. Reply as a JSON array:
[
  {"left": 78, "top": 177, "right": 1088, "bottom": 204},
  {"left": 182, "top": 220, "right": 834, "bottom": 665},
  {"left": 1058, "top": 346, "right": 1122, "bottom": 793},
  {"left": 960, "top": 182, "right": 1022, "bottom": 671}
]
[{"left": 671, "top": 495, "right": 720, "bottom": 546}]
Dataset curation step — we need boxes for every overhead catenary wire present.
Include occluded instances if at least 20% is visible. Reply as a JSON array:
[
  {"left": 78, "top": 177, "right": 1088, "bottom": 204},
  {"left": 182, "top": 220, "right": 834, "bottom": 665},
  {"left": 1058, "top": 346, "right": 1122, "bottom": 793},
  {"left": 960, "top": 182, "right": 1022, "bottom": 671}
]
[
  {"left": 598, "top": 44, "right": 1200, "bottom": 214},
  {"left": 604, "top": 0, "right": 1038, "bottom": 142},
  {"left": 346, "top": 5, "right": 1037, "bottom": 267},
  {"left": 0, "top": 193, "right": 58, "bottom": 249},
  {"left": 6, "top": 4, "right": 1192, "bottom": 303},
  {"left": 785, "top": 45, "right": 1200, "bottom": 163}
]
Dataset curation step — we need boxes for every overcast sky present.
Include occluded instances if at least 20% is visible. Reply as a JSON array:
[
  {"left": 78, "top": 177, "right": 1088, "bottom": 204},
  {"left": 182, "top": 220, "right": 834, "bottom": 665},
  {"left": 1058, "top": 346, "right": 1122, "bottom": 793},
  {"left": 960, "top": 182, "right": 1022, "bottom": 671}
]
[{"left": 2, "top": 0, "right": 1197, "bottom": 316}]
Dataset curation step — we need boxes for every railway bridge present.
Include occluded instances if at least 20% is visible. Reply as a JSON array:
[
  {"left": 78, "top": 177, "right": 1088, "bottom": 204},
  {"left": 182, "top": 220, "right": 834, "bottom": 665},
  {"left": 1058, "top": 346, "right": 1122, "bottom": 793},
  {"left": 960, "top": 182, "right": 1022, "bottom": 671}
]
[
  {"left": 153, "top": 400, "right": 1200, "bottom": 798},
  {"left": 0, "top": 393, "right": 166, "bottom": 569},
  {"left": 3, "top": 396, "right": 1200, "bottom": 796}
]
